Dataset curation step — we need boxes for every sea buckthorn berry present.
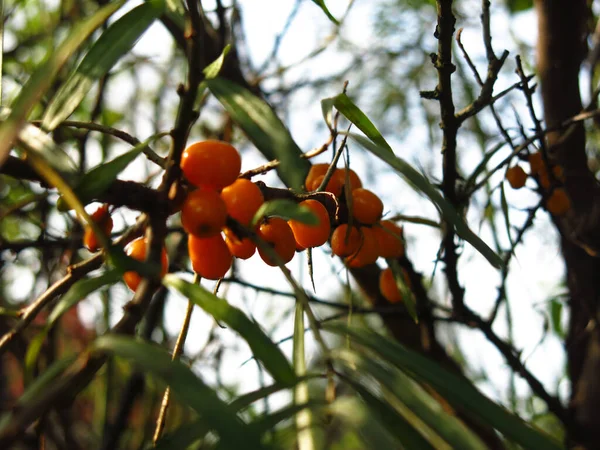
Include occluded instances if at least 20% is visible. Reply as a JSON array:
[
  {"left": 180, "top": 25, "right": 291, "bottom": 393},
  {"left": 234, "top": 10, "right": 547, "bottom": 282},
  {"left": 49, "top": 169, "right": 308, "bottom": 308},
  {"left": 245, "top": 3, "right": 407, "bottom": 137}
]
[
  {"left": 379, "top": 267, "right": 407, "bottom": 304},
  {"left": 289, "top": 199, "right": 331, "bottom": 249},
  {"left": 505, "top": 165, "right": 527, "bottom": 189},
  {"left": 346, "top": 227, "right": 379, "bottom": 268},
  {"left": 528, "top": 152, "right": 545, "bottom": 175},
  {"left": 310, "top": 174, "right": 343, "bottom": 197},
  {"left": 351, "top": 188, "right": 384, "bottom": 225},
  {"left": 181, "top": 189, "right": 227, "bottom": 238},
  {"left": 331, "top": 168, "right": 362, "bottom": 193},
  {"left": 224, "top": 228, "right": 256, "bottom": 260},
  {"left": 123, "top": 237, "right": 169, "bottom": 292},
  {"left": 257, "top": 217, "right": 296, "bottom": 266},
  {"left": 546, "top": 188, "right": 571, "bottom": 216},
  {"left": 553, "top": 165, "right": 565, "bottom": 182},
  {"left": 373, "top": 221, "right": 404, "bottom": 259},
  {"left": 330, "top": 224, "right": 361, "bottom": 257},
  {"left": 305, "top": 163, "right": 329, "bottom": 191},
  {"left": 188, "top": 233, "right": 233, "bottom": 280},
  {"left": 180, "top": 140, "right": 241, "bottom": 190},
  {"left": 83, "top": 204, "right": 113, "bottom": 252},
  {"left": 220, "top": 179, "right": 264, "bottom": 225},
  {"left": 538, "top": 169, "right": 551, "bottom": 189}
]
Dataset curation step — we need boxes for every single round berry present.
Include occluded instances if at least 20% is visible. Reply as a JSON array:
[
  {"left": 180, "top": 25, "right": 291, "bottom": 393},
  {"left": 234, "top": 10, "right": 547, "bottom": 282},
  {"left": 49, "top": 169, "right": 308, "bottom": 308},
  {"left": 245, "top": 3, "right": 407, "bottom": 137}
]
[
  {"left": 257, "top": 218, "right": 296, "bottom": 266},
  {"left": 331, "top": 168, "right": 362, "bottom": 193},
  {"left": 83, "top": 204, "right": 113, "bottom": 252},
  {"left": 181, "top": 189, "right": 227, "bottom": 238},
  {"left": 123, "top": 237, "right": 169, "bottom": 292},
  {"left": 346, "top": 227, "right": 379, "bottom": 268},
  {"left": 180, "top": 140, "right": 241, "bottom": 190},
  {"left": 224, "top": 228, "right": 256, "bottom": 260},
  {"left": 188, "top": 233, "right": 233, "bottom": 280},
  {"left": 305, "top": 163, "right": 329, "bottom": 191},
  {"left": 351, "top": 188, "right": 384, "bottom": 225},
  {"left": 505, "top": 165, "right": 527, "bottom": 189},
  {"left": 330, "top": 224, "right": 361, "bottom": 257},
  {"left": 546, "top": 188, "right": 571, "bottom": 216},
  {"left": 289, "top": 199, "right": 331, "bottom": 249},
  {"left": 379, "top": 268, "right": 403, "bottom": 304},
  {"left": 373, "top": 221, "right": 404, "bottom": 259},
  {"left": 528, "top": 152, "right": 544, "bottom": 175},
  {"left": 220, "top": 179, "right": 264, "bottom": 225},
  {"left": 310, "top": 174, "right": 343, "bottom": 197}
]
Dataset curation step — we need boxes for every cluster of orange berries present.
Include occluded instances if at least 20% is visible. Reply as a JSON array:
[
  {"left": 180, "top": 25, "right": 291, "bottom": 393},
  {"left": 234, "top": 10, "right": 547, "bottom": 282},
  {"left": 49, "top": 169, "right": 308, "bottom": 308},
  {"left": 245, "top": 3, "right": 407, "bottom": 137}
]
[
  {"left": 83, "top": 140, "right": 410, "bottom": 304},
  {"left": 505, "top": 152, "right": 571, "bottom": 216}
]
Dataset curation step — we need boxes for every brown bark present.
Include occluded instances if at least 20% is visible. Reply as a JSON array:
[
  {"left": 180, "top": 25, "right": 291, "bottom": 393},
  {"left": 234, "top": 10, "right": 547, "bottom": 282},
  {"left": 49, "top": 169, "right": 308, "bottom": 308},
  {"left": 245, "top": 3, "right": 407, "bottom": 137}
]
[{"left": 535, "top": 1, "right": 600, "bottom": 446}]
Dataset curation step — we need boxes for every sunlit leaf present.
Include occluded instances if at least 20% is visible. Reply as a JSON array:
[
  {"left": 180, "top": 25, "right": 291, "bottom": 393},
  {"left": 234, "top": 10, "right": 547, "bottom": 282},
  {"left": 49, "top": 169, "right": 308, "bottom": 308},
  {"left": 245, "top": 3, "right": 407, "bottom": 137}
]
[
  {"left": 205, "top": 78, "right": 310, "bottom": 190},
  {"left": 42, "top": 0, "right": 165, "bottom": 130},
  {"left": 163, "top": 275, "right": 296, "bottom": 386},
  {"left": 252, "top": 199, "right": 318, "bottom": 227},
  {"left": 203, "top": 44, "right": 231, "bottom": 79}
]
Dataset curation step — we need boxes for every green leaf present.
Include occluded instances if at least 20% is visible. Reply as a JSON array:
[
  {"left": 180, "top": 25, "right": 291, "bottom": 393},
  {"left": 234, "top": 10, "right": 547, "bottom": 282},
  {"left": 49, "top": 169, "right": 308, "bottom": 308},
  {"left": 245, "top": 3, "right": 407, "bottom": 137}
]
[
  {"left": 464, "top": 141, "right": 505, "bottom": 192},
  {"left": 550, "top": 299, "right": 564, "bottom": 338},
  {"left": 506, "top": 0, "right": 533, "bottom": 13},
  {"left": 324, "top": 323, "right": 563, "bottom": 450},
  {"left": 388, "top": 259, "right": 418, "bottom": 323},
  {"left": 42, "top": 1, "right": 165, "bottom": 131},
  {"left": 323, "top": 93, "right": 393, "bottom": 152},
  {"left": 310, "top": 0, "right": 339, "bottom": 25},
  {"left": 0, "top": 1, "right": 125, "bottom": 166},
  {"left": 252, "top": 199, "right": 318, "bottom": 227},
  {"left": 293, "top": 303, "right": 315, "bottom": 450},
  {"left": 334, "top": 348, "right": 487, "bottom": 450},
  {"left": 92, "top": 335, "right": 266, "bottom": 449},
  {"left": 253, "top": 401, "right": 323, "bottom": 434},
  {"left": 205, "top": 78, "right": 310, "bottom": 190},
  {"left": 343, "top": 131, "right": 503, "bottom": 269},
  {"left": 25, "top": 270, "right": 121, "bottom": 381},
  {"left": 163, "top": 275, "right": 296, "bottom": 386},
  {"left": 57, "top": 136, "right": 159, "bottom": 211},
  {"left": 203, "top": 44, "right": 231, "bottom": 79}
]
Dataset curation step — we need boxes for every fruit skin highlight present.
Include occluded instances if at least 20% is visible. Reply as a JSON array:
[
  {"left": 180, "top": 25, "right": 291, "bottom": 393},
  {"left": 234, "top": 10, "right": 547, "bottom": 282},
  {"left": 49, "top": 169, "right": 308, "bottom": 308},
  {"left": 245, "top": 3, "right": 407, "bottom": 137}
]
[
  {"left": 505, "top": 165, "right": 527, "bottom": 189},
  {"left": 188, "top": 233, "right": 233, "bottom": 280},
  {"left": 289, "top": 199, "right": 331, "bottom": 249},
  {"left": 83, "top": 204, "right": 113, "bottom": 252},
  {"left": 123, "top": 237, "right": 169, "bottom": 292},
  {"left": 257, "top": 218, "right": 296, "bottom": 266},
  {"left": 180, "top": 140, "right": 241, "bottom": 190},
  {"left": 221, "top": 179, "right": 264, "bottom": 225},
  {"left": 181, "top": 189, "right": 227, "bottom": 238}
]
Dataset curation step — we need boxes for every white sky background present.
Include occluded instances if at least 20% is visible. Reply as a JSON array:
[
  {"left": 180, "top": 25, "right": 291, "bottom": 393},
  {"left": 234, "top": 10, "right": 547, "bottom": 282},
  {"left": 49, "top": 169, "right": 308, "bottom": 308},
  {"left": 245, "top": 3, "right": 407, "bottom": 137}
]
[{"left": 4, "top": 0, "right": 571, "bottom": 417}]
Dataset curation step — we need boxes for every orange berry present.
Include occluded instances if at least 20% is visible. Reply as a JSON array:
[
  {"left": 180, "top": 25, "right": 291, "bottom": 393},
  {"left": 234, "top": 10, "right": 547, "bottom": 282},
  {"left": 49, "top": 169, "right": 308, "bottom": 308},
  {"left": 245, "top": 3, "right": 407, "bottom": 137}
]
[
  {"left": 505, "top": 165, "right": 527, "bottom": 189},
  {"left": 350, "top": 188, "right": 384, "bottom": 225},
  {"left": 538, "top": 168, "right": 551, "bottom": 189},
  {"left": 331, "top": 168, "right": 362, "bottom": 192},
  {"left": 379, "top": 268, "right": 405, "bottom": 304},
  {"left": 257, "top": 218, "right": 296, "bottom": 266},
  {"left": 288, "top": 199, "right": 331, "bottom": 248},
  {"left": 180, "top": 140, "right": 241, "bottom": 190},
  {"left": 181, "top": 189, "right": 227, "bottom": 238},
  {"left": 528, "top": 152, "right": 545, "bottom": 175},
  {"left": 305, "top": 163, "right": 329, "bottom": 191},
  {"left": 310, "top": 174, "right": 344, "bottom": 197},
  {"left": 546, "top": 188, "right": 571, "bottom": 216},
  {"left": 83, "top": 204, "right": 113, "bottom": 252},
  {"left": 188, "top": 233, "right": 233, "bottom": 280},
  {"left": 330, "top": 224, "right": 361, "bottom": 257},
  {"left": 224, "top": 228, "right": 256, "bottom": 260},
  {"left": 553, "top": 165, "right": 565, "bottom": 182},
  {"left": 346, "top": 227, "right": 379, "bottom": 268},
  {"left": 373, "top": 221, "right": 404, "bottom": 259},
  {"left": 123, "top": 237, "right": 169, "bottom": 292},
  {"left": 220, "top": 179, "right": 264, "bottom": 225}
]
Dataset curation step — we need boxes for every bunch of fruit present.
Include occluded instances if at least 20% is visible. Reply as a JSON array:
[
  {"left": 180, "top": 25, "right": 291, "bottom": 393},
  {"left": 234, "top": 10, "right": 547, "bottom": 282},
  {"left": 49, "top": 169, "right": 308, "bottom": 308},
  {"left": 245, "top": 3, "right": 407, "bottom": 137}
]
[
  {"left": 505, "top": 152, "right": 571, "bottom": 216},
  {"left": 83, "top": 140, "right": 410, "bottom": 304}
]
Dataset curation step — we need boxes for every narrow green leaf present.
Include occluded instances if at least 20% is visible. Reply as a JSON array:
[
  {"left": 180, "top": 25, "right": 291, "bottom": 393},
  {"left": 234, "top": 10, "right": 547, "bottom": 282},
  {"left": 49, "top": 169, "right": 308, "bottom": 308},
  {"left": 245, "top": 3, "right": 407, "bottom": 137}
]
[
  {"left": 293, "top": 303, "right": 315, "bottom": 450},
  {"left": 343, "top": 131, "right": 503, "bottom": 269},
  {"left": 388, "top": 259, "right": 418, "bottom": 323},
  {"left": 153, "top": 421, "right": 208, "bottom": 450},
  {"left": 163, "top": 275, "right": 296, "bottom": 386},
  {"left": 550, "top": 299, "right": 564, "bottom": 338},
  {"left": 253, "top": 401, "right": 323, "bottom": 434},
  {"left": 252, "top": 199, "right": 318, "bottom": 227},
  {"left": 310, "top": 0, "right": 340, "bottom": 25},
  {"left": 42, "top": 1, "right": 165, "bottom": 131},
  {"left": 324, "top": 323, "right": 563, "bottom": 450},
  {"left": 464, "top": 141, "right": 506, "bottom": 192},
  {"left": 25, "top": 270, "right": 121, "bottom": 380},
  {"left": 328, "top": 397, "right": 402, "bottom": 450},
  {"left": 162, "top": 0, "right": 186, "bottom": 29},
  {"left": 326, "top": 93, "right": 393, "bottom": 152},
  {"left": 92, "top": 335, "right": 267, "bottom": 449},
  {"left": 205, "top": 78, "right": 310, "bottom": 190},
  {"left": 204, "top": 44, "right": 231, "bottom": 79},
  {"left": 0, "top": 1, "right": 125, "bottom": 166},
  {"left": 334, "top": 348, "right": 487, "bottom": 450}
]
